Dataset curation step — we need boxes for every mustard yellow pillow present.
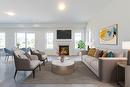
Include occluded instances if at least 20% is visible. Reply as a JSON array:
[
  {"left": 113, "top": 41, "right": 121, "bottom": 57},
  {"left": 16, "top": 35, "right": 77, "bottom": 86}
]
[{"left": 87, "top": 48, "right": 96, "bottom": 57}]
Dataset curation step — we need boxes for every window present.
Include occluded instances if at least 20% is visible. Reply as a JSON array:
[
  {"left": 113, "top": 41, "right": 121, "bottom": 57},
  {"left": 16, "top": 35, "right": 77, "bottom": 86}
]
[
  {"left": 16, "top": 33, "right": 26, "bottom": 48},
  {"left": 0, "top": 33, "right": 5, "bottom": 48},
  {"left": 46, "top": 32, "right": 53, "bottom": 49},
  {"left": 27, "top": 33, "right": 35, "bottom": 48},
  {"left": 15, "top": 33, "right": 35, "bottom": 48},
  {"left": 74, "top": 33, "right": 82, "bottom": 49}
]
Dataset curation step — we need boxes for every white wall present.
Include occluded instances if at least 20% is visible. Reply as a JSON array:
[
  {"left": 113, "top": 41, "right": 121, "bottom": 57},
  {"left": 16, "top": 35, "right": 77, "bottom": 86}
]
[
  {"left": 0, "top": 23, "right": 87, "bottom": 55},
  {"left": 86, "top": 0, "right": 130, "bottom": 50},
  {"left": 86, "top": 0, "right": 130, "bottom": 86}
]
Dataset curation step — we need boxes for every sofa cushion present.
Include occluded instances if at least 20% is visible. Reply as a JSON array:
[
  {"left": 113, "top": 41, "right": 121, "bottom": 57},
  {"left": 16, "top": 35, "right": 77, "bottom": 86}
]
[
  {"left": 90, "top": 60, "right": 99, "bottom": 72},
  {"left": 18, "top": 54, "right": 28, "bottom": 59},
  {"left": 82, "top": 55, "right": 99, "bottom": 76},
  {"left": 87, "top": 48, "right": 96, "bottom": 57},
  {"left": 14, "top": 50, "right": 25, "bottom": 58},
  {"left": 99, "top": 50, "right": 104, "bottom": 57},
  {"left": 42, "top": 55, "right": 47, "bottom": 59},
  {"left": 85, "top": 57, "right": 94, "bottom": 64},
  {"left": 102, "top": 51, "right": 108, "bottom": 57},
  {"left": 30, "top": 55, "right": 39, "bottom": 60},
  {"left": 107, "top": 51, "right": 114, "bottom": 57},
  {"left": 30, "top": 60, "right": 40, "bottom": 69},
  {"left": 94, "top": 49, "right": 100, "bottom": 58},
  {"left": 84, "top": 55, "right": 98, "bottom": 64},
  {"left": 25, "top": 53, "right": 31, "bottom": 59}
]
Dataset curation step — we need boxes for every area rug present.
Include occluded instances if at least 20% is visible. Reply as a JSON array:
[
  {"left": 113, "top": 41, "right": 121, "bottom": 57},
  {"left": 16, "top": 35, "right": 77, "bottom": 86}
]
[{"left": 24, "top": 61, "right": 100, "bottom": 84}]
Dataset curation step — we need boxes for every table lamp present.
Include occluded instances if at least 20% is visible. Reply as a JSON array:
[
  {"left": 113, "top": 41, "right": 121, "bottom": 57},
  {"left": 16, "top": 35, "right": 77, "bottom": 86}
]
[{"left": 122, "top": 41, "right": 130, "bottom": 65}]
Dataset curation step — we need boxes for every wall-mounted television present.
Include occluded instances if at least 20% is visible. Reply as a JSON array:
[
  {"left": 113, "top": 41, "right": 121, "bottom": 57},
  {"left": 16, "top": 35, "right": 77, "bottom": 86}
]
[{"left": 57, "top": 30, "right": 71, "bottom": 39}]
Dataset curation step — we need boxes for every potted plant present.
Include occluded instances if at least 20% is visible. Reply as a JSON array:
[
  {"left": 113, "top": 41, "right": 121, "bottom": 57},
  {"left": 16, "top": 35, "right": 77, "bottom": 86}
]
[{"left": 77, "top": 40, "right": 86, "bottom": 56}]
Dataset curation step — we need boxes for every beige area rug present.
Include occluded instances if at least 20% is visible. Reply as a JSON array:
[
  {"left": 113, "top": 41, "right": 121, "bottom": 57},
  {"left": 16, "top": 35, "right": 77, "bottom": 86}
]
[{"left": 24, "top": 61, "right": 100, "bottom": 84}]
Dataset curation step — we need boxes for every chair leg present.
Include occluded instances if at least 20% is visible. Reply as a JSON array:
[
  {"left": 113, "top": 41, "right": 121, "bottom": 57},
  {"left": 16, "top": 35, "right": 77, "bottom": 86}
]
[
  {"left": 14, "top": 69, "right": 17, "bottom": 79},
  {"left": 39, "top": 65, "right": 41, "bottom": 71},
  {"left": 33, "top": 70, "right": 35, "bottom": 78},
  {"left": 43, "top": 61, "right": 45, "bottom": 66},
  {"left": 12, "top": 56, "right": 14, "bottom": 61},
  {"left": 5, "top": 56, "right": 7, "bottom": 61},
  {"left": 7, "top": 56, "right": 9, "bottom": 61}
]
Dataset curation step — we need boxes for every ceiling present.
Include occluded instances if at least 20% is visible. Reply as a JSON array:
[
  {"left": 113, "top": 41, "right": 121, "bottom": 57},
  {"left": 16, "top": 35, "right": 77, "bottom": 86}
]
[{"left": 0, "top": 0, "right": 114, "bottom": 23}]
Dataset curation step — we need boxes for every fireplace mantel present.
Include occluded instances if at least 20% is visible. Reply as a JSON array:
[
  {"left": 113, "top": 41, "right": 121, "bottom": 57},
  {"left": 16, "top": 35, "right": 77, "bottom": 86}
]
[
  {"left": 56, "top": 39, "right": 72, "bottom": 42},
  {"left": 56, "top": 40, "right": 72, "bottom": 55}
]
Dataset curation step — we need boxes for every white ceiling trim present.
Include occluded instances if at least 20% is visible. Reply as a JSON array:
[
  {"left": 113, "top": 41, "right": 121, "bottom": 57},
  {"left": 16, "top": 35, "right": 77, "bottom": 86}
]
[{"left": 0, "top": 23, "right": 87, "bottom": 29}]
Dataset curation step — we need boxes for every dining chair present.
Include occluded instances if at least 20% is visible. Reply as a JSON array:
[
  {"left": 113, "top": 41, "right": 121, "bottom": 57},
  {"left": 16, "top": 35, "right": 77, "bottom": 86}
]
[{"left": 4, "top": 48, "right": 13, "bottom": 61}]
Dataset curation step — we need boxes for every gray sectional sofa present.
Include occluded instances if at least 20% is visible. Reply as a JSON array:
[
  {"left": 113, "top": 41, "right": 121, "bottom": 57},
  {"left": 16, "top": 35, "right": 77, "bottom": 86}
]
[
  {"left": 82, "top": 49, "right": 127, "bottom": 82},
  {"left": 82, "top": 55, "right": 99, "bottom": 76}
]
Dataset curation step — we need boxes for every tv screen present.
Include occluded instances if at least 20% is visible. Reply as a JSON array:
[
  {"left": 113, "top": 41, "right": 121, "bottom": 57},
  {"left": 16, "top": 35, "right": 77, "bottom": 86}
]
[{"left": 57, "top": 30, "right": 71, "bottom": 39}]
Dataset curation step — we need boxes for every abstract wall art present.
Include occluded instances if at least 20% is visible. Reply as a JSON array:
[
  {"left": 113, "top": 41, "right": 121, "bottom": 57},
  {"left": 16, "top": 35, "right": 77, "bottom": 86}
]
[{"left": 99, "top": 24, "right": 118, "bottom": 45}]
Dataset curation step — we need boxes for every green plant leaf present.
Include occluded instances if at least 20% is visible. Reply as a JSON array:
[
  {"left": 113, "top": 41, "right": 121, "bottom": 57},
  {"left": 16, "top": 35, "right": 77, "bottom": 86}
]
[{"left": 77, "top": 40, "right": 86, "bottom": 49}]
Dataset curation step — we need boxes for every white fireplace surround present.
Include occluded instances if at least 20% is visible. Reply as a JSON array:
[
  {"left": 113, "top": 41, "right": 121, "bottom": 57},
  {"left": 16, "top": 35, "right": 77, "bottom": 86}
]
[{"left": 56, "top": 40, "right": 72, "bottom": 55}]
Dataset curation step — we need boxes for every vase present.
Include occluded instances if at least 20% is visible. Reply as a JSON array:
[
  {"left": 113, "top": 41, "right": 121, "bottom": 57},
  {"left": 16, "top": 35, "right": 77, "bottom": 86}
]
[{"left": 60, "top": 55, "right": 64, "bottom": 62}]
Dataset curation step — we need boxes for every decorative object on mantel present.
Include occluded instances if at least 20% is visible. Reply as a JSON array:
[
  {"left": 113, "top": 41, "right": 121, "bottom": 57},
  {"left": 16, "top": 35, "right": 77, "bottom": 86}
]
[
  {"left": 57, "top": 48, "right": 68, "bottom": 62},
  {"left": 122, "top": 41, "right": 130, "bottom": 65},
  {"left": 77, "top": 40, "right": 86, "bottom": 56},
  {"left": 99, "top": 24, "right": 118, "bottom": 45}
]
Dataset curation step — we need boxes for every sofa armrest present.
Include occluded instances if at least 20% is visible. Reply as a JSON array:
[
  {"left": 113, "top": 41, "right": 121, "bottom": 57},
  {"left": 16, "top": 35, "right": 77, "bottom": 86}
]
[
  {"left": 99, "top": 57, "right": 127, "bottom": 82},
  {"left": 81, "top": 50, "right": 88, "bottom": 55},
  {"left": 99, "top": 57, "right": 127, "bottom": 60},
  {"left": 37, "top": 50, "right": 45, "bottom": 55},
  {"left": 32, "top": 53, "right": 42, "bottom": 60}
]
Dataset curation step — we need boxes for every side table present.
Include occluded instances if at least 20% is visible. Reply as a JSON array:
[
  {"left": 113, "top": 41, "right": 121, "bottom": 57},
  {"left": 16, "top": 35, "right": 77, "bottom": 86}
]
[{"left": 117, "top": 62, "right": 127, "bottom": 87}]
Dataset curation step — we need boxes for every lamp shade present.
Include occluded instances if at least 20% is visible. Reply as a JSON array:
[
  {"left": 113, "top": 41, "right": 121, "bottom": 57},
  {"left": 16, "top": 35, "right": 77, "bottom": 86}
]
[{"left": 122, "top": 41, "right": 130, "bottom": 49}]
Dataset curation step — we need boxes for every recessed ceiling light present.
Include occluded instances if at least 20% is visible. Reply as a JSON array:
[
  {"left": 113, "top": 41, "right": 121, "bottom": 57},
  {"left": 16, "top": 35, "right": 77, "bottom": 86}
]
[
  {"left": 58, "top": 2, "right": 66, "bottom": 11},
  {"left": 5, "top": 11, "right": 16, "bottom": 16}
]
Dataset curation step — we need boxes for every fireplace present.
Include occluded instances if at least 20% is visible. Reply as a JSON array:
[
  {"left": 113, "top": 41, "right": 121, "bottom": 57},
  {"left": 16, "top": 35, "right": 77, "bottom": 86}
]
[{"left": 59, "top": 45, "right": 69, "bottom": 55}]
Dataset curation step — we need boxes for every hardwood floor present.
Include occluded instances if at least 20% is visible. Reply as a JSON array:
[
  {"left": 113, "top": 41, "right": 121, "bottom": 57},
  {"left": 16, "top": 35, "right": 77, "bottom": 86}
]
[{"left": 0, "top": 56, "right": 119, "bottom": 87}]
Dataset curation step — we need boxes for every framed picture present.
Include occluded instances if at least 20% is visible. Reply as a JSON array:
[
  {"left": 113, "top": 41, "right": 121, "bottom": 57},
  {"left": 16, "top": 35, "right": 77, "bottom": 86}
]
[{"left": 99, "top": 24, "right": 118, "bottom": 45}]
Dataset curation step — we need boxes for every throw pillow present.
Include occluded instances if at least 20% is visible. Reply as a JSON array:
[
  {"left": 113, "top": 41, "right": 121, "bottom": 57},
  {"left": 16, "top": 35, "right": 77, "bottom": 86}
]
[
  {"left": 25, "top": 53, "right": 31, "bottom": 60},
  {"left": 87, "top": 48, "right": 96, "bottom": 57},
  {"left": 14, "top": 50, "right": 21, "bottom": 57},
  {"left": 102, "top": 51, "right": 108, "bottom": 57},
  {"left": 94, "top": 49, "right": 100, "bottom": 58},
  {"left": 14, "top": 50, "right": 25, "bottom": 57},
  {"left": 107, "top": 51, "right": 114, "bottom": 57},
  {"left": 18, "top": 54, "right": 28, "bottom": 59},
  {"left": 99, "top": 50, "right": 104, "bottom": 57}
]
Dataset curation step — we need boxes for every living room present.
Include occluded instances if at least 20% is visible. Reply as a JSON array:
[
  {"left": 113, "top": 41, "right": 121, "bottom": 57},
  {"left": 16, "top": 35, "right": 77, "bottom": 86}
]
[{"left": 0, "top": 0, "right": 130, "bottom": 87}]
